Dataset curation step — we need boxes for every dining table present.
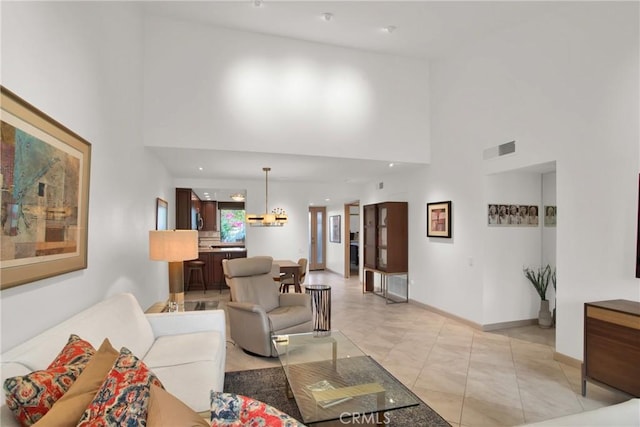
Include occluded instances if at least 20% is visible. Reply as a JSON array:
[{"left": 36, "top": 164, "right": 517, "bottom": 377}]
[{"left": 274, "top": 259, "right": 301, "bottom": 293}]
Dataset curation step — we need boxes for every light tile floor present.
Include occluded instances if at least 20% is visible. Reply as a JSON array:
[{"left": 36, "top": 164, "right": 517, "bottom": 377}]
[{"left": 186, "top": 270, "right": 630, "bottom": 426}]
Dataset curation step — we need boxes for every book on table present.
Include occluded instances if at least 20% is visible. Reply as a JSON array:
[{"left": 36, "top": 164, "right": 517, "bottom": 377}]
[{"left": 304, "top": 380, "right": 352, "bottom": 408}]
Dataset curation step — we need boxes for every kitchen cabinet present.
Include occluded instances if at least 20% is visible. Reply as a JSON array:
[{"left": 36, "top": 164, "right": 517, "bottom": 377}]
[
  {"left": 582, "top": 299, "right": 640, "bottom": 397},
  {"left": 212, "top": 250, "right": 246, "bottom": 289},
  {"left": 176, "top": 188, "right": 201, "bottom": 230},
  {"left": 201, "top": 201, "right": 217, "bottom": 231},
  {"left": 185, "top": 249, "right": 247, "bottom": 291}
]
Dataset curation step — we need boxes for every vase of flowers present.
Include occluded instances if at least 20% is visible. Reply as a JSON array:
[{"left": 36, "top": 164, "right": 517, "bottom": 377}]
[{"left": 523, "top": 265, "right": 553, "bottom": 328}]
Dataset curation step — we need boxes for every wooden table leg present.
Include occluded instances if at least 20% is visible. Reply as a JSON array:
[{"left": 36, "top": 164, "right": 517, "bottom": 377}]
[{"left": 294, "top": 271, "right": 301, "bottom": 292}]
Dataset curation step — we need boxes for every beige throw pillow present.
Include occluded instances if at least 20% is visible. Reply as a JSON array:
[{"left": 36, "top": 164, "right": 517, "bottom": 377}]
[
  {"left": 147, "top": 384, "right": 209, "bottom": 427},
  {"left": 33, "top": 338, "right": 119, "bottom": 427}
]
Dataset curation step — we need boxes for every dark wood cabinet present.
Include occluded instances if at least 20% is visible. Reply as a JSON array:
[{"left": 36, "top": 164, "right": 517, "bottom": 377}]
[
  {"left": 184, "top": 250, "right": 246, "bottom": 291},
  {"left": 583, "top": 299, "right": 640, "bottom": 397},
  {"left": 363, "top": 202, "right": 407, "bottom": 292},
  {"left": 212, "top": 250, "right": 246, "bottom": 289},
  {"left": 201, "top": 201, "right": 217, "bottom": 231},
  {"left": 176, "top": 188, "right": 201, "bottom": 230},
  {"left": 363, "top": 204, "right": 377, "bottom": 271}
]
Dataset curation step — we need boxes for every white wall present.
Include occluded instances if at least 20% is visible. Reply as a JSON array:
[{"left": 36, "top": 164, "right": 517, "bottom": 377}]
[
  {"left": 142, "top": 15, "right": 430, "bottom": 164},
  {"left": 483, "top": 171, "right": 543, "bottom": 325},
  {"left": 424, "top": 2, "right": 639, "bottom": 359},
  {"left": 1, "top": 3, "right": 172, "bottom": 352},
  {"left": 542, "top": 172, "right": 557, "bottom": 310}
]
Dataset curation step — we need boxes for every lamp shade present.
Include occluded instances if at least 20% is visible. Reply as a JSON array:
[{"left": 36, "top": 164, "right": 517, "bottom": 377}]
[{"left": 149, "top": 230, "right": 198, "bottom": 262}]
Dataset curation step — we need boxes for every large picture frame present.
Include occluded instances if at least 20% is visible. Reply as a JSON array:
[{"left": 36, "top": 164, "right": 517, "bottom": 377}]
[
  {"left": 488, "top": 204, "right": 540, "bottom": 227},
  {"left": 427, "top": 201, "right": 452, "bottom": 238},
  {"left": 156, "top": 198, "right": 168, "bottom": 230},
  {"left": 329, "top": 215, "right": 341, "bottom": 243},
  {"left": 1, "top": 87, "right": 92, "bottom": 289}
]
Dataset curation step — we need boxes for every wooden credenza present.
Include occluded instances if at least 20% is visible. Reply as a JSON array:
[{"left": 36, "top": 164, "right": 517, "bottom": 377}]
[{"left": 582, "top": 299, "right": 640, "bottom": 397}]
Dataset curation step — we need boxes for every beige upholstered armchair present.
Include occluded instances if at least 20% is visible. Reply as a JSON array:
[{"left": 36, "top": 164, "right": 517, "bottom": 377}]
[{"left": 222, "top": 256, "right": 313, "bottom": 357}]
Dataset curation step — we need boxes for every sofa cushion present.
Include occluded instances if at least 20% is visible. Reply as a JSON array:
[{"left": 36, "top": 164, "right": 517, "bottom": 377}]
[
  {"left": 147, "top": 384, "right": 209, "bottom": 427},
  {"left": 32, "top": 338, "right": 119, "bottom": 427},
  {"left": 143, "top": 331, "right": 221, "bottom": 367},
  {"left": 268, "top": 306, "right": 312, "bottom": 332},
  {"left": 76, "top": 347, "right": 163, "bottom": 426},
  {"left": 151, "top": 361, "right": 221, "bottom": 413},
  {"left": 209, "top": 392, "right": 303, "bottom": 427},
  {"left": 3, "top": 335, "right": 95, "bottom": 426},
  {"left": 143, "top": 330, "right": 225, "bottom": 412}
]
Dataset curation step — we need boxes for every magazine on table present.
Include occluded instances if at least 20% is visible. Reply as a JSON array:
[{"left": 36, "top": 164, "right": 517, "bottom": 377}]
[{"left": 304, "top": 380, "right": 352, "bottom": 408}]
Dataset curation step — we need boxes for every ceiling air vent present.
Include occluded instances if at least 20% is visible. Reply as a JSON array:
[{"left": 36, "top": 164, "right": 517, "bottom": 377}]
[{"left": 483, "top": 140, "right": 516, "bottom": 160}]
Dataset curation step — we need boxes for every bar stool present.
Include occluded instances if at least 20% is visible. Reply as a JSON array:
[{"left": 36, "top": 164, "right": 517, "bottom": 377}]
[{"left": 186, "top": 260, "right": 207, "bottom": 293}]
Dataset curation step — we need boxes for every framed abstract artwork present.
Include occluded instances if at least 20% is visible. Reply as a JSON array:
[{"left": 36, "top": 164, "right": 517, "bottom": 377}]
[
  {"left": 1, "top": 86, "right": 92, "bottom": 289},
  {"left": 427, "top": 201, "right": 452, "bottom": 238},
  {"left": 329, "top": 215, "right": 341, "bottom": 243}
]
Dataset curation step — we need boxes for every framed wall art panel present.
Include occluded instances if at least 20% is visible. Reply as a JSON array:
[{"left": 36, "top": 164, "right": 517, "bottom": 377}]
[
  {"left": 329, "top": 215, "right": 341, "bottom": 243},
  {"left": 156, "top": 198, "right": 168, "bottom": 230},
  {"left": 427, "top": 201, "right": 452, "bottom": 238},
  {"left": 1, "top": 86, "right": 92, "bottom": 289}
]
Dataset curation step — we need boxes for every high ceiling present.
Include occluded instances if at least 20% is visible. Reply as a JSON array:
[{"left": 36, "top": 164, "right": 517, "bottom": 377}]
[{"left": 142, "top": 1, "right": 565, "bottom": 203}]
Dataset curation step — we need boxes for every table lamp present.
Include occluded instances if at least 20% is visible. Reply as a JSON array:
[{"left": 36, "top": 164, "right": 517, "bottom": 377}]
[{"left": 149, "top": 230, "right": 198, "bottom": 305}]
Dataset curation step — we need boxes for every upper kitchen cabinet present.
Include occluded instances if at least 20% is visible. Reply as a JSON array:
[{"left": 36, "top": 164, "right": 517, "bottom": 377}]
[
  {"left": 176, "top": 188, "right": 200, "bottom": 230},
  {"left": 201, "top": 201, "right": 217, "bottom": 231}
]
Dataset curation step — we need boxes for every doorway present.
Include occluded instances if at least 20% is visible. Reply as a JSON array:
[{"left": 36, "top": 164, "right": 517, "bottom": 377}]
[
  {"left": 344, "top": 202, "right": 360, "bottom": 278},
  {"left": 308, "top": 206, "right": 326, "bottom": 271}
]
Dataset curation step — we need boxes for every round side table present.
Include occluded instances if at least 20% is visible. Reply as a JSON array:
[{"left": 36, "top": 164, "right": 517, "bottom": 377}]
[{"left": 305, "top": 285, "right": 331, "bottom": 332}]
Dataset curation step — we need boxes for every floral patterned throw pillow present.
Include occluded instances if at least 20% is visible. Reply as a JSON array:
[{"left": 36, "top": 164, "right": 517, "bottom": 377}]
[
  {"left": 210, "top": 391, "right": 304, "bottom": 427},
  {"left": 76, "top": 347, "right": 163, "bottom": 427},
  {"left": 3, "top": 334, "right": 95, "bottom": 426}
]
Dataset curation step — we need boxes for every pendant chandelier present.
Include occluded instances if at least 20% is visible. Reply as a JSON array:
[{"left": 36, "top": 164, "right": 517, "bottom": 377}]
[{"left": 246, "top": 167, "right": 288, "bottom": 227}]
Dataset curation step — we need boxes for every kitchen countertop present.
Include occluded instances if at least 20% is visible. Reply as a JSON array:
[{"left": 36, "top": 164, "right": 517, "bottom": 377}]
[{"left": 198, "top": 247, "right": 246, "bottom": 253}]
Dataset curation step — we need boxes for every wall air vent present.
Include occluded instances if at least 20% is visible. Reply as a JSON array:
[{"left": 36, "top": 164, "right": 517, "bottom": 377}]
[{"left": 483, "top": 140, "right": 516, "bottom": 160}]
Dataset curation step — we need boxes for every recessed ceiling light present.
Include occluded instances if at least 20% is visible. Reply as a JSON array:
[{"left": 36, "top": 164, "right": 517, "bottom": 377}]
[
  {"left": 321, "top": 12, "right": 333, "bottom": 22},
  {"left": 383, "top": 25, "right": 397, "bottom": 34},
  {"left": 198, "top": 167, "right": 203, "bottom": 171},
  {"left": 325, "top": 198, "right": 331, "bottom": 202},
  {"left": 389, "top": 163, "right": 395, "bottom": 168}
]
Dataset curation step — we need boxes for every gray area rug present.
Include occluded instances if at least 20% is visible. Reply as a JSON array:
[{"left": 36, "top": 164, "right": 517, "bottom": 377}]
[{"left": 224, "top": 366, "right": 451, "bottom": 426}]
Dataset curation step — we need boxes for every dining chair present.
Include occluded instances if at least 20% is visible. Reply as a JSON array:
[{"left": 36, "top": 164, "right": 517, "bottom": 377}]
[
  {"left": 271, "top": 263, "right": 288, "bottom": 286},
  {"left": 281, "top": 258, "right": 307, "bottom": 293}
]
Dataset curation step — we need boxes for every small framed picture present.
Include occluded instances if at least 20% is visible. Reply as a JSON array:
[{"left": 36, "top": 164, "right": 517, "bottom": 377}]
[
  {"left": 427, "top": 201, "right": 452, "bottom": 238},
  {"left": 156, "top": 198, "right": 168, "bottom": 230},
  {"left": 329, "top": 215, "right": 341, "bottom": 243},
  {"left": 544, "top": 205, "right": 557, "bottom": 227}
]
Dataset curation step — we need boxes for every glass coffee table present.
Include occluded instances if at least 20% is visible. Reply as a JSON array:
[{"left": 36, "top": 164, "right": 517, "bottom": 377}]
[{"left": 272, "top": 331, "right": 419, "bottom": 425}]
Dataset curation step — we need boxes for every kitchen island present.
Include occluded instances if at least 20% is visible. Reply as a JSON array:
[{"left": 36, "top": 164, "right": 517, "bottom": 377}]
[{"left": 185, "top": 247, "right": 247, "bottom": 291}]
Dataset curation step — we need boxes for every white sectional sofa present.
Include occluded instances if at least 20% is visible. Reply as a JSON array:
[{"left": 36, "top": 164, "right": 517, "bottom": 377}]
[
  {"left": 0, "top": 293, "right": 226, "bottom": 426},
  {"left": 522, "top": 398, "right": 640, "bottom": 426}
]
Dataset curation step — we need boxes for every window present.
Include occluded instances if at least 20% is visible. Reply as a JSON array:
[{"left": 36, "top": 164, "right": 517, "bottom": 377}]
[{"left": 219, "top": 203, "right": 245, "bottom": 243}]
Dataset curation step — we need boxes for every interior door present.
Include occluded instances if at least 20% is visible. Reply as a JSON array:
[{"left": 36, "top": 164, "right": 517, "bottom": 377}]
[{"left": 309, "top": 206, "right": 326, "bottom": 270}]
